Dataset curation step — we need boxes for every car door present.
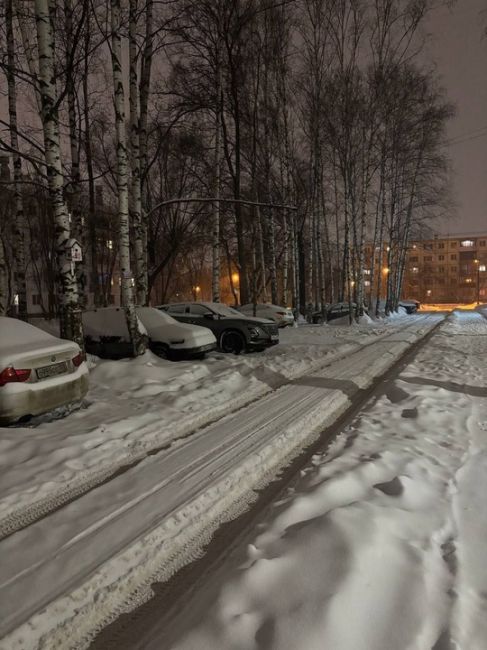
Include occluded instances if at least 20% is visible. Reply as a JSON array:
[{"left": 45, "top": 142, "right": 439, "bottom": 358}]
[
  {"left": 187, "top": 304, "right": 221, "bottom": 336},
  {"left": 166, "top": 304, "right": 192, "bottom": 324}
]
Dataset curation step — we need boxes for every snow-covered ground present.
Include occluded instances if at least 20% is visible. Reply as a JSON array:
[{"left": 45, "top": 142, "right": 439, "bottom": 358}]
[
  {"left": 0, "top": 315, "right": 422, "bottom": 530},
  {"left": 162, "top": 311, "right": 487, "bottom": 650},
  {"left": 0, "top": 314, "right": 440, "bottom": 649}
]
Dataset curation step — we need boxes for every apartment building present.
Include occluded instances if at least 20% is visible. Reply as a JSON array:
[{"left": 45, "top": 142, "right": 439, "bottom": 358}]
[{"left": 402, "top": 233, "right": 487, "bottom": 304}]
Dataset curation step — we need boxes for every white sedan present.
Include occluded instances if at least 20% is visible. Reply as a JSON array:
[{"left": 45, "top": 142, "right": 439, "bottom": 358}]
[
  {"left": 0, "top": 317, "right": 89, "bottom": 425},
  {"left": 238, "top": 303, "right": 295, "bottom": 327},
  {"left": 136, "top": 307, "right": 217, "bottom": 359}
]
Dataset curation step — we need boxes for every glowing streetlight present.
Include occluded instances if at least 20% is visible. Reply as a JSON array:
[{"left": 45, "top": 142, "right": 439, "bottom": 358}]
[
  {"left": 383, "top": 267, "right": 390, "bottom": 274},
  {"left": 194, "top": 285, "right": 201, "bottom": 294},
  {"left": 231, "top": 272, "right": 240, "bottom": 285}
]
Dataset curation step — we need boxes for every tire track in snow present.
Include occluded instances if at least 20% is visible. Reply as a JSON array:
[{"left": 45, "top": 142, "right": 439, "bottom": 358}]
[{"left": 0, "top": 316, "right": 434, "bottom": 541}]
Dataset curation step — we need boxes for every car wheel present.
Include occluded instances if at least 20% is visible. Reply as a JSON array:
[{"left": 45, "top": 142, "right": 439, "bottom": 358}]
[
  {"left": 220, "top": 330, "right": 246, "bottom": 354},
  {"left": 152, "top": 343, "right": 171, "bottom": 360}
]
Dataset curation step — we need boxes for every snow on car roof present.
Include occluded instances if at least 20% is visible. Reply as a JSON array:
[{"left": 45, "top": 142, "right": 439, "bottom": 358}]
[
  {"left": 83, "top": 308, "right": 147, "bottom": 341},
  {"left": 0, "top": 316, "right": 57, "bottom": 350}
]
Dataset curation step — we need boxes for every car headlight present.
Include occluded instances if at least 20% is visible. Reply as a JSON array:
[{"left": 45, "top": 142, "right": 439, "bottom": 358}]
[{"left": 247, "top": 326, "right": 264, "bottom": 338}]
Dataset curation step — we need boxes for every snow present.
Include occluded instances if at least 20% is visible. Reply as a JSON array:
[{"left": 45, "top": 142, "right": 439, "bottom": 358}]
[
  {"left": 0, "top": 317, "right": 56, "bottom": 347},
  {"left": 163, "top": 311, "right": 487, "bottom": 650},
  {"left": 0, "top": 314, "right": 420, "bottom": 524},
  {"left": 0, "top": 314, "right": 443, "bottom": 650}
]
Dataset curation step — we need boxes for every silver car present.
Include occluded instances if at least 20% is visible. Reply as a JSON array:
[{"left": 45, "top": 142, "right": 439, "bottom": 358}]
[
  {"left": 238, "top": 303, "right": 295, "bottom": 327},
  {"left": 0, "top": 317, "right": 89, "bottom": 425}
]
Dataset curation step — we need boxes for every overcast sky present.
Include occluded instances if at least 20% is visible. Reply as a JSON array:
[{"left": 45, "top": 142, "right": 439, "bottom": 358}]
[{"left": 424, "top": 0, "right": 487, "bottom": 235}]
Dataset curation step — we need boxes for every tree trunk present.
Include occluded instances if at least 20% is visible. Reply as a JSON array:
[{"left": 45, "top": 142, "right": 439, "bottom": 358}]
[
  {"left": 0, "top": 236, "right": 7, "bottom": 316},
  {"left": 110, "top": 0, "right": 144, "bottom": 355},
  {"left": 82, "top": 21, "right": 98, "bottom": 306},
  {"left": 35, "top": 0, "right": 83, "bottom": 346},
  {"left": 212, "top": 36, "right": 223, "bottom": 302},
  {"left": 129, "top": 0, "right": 147, "bottom": 305},
  {"left": 64, "top": 0, "right": 86, "bottom": 307},
  {"left": 6, "top": 0, "right": 27, "bottom": 320}
]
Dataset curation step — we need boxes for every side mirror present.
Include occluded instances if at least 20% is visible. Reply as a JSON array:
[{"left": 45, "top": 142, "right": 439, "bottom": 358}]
[{"left": 204, "top": 313, "right": 216, "bottom": 320}]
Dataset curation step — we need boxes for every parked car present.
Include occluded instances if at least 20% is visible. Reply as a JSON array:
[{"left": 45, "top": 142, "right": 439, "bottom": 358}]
[
  {"left": 238, "top": 303, "right": 295, "bottom": 328},
  {"left": 326, "top": 302, "right": 367, "bottom": 322},
  {"left": 136, "top": 307, "right": 216, "bottom": 359},
  {"left": 159, "top": 302, "right": 279, "bottom": 354},
  {"left": 83, "top": 308, "right": 148, "bottom": 359},
  {"left": 399, "top": 300, "right": 420, "bottom": 314},
  {"left": 83, "top": 307, "right": 217, "bottom": 360},
  {"left": 0, "top": 317, "right": 89, "bottom": 425}
]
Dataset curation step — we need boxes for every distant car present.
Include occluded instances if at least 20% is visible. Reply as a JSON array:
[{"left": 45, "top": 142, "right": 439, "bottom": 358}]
[
  {"left": 0, "top": 317, "right": 89, "bottom": 425},
  {"left": 136, "top": 307, "right": 216, "bottom": 359},
  {"left": 159, "top": 302, "right": 279, "bottom": 354},
  {"left": 238, "top": 303, "right": 295, "bottom": 328},
  {"left": 326, "top": 302, "right": 365, "bottom": 322},
  {"left": 83, "top": 307, "right": 217, "bottom": 360},
  {"left": 399, "top": 300, "right": 420, "bottom": 314}
]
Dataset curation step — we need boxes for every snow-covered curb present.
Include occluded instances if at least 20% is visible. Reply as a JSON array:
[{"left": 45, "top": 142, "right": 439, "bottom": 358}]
[{"left": 0, "top": 316, "right": 441, "bottom": 650}]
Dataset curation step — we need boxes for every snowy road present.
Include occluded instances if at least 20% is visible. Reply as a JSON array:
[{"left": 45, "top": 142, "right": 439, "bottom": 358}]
[
  {"left": 0, "top": 315, "right": 440, "bottom": 649},
  {"left": 115, "top": 311, "right": 486, "bottom": 650}
]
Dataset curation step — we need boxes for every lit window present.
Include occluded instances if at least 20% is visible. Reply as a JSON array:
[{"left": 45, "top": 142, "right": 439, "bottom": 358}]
[
  {"left": 412, "top": 267, "right": 419, "bottom": 273},
  {"left": 14, "top": 294, "right": 19, "bottom": 306},
  {"left": 364, "top": 269, "right": 371, "bottom": 275},
  {"left": 461, "top": 240, "right": 474, "bottom": 247},
  {"left": 106, "top": 240, "right": 113, "bottom": 250},
  {"left": 465, "top": 278, "right": 473, "bottom": 283},
  {"left": 412, "top": 244, "right": 417, "bottom": 249},
  {"left": 364, "top": 280, "right": 371, "bottom": 287}
]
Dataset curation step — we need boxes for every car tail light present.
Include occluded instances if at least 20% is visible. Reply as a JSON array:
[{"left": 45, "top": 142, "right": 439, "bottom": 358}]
[
  {"left": 72, "top": 352, "right": 85, "bottom": 368},
  {"left": 0, "top": 366, "right": 31, "bottom": 387}
]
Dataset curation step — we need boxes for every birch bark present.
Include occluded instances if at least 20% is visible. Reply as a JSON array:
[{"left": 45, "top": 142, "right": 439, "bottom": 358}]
[
  {"left": 129, "top": 0, "right": 147, "bottom": 305},
  {"left": 6, "top": 0, "right": 27, "bottom": 319},
  {"left": 110, "top": 0, "right": 144, "bottom": 355},
  {"left": 35, "top": 0, "right": 83, "bottom": 345}
]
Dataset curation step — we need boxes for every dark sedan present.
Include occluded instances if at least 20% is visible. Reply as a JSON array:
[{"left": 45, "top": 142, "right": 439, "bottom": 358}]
[{"left": 158, "top": 302, "right": 279, "bottom": 354}]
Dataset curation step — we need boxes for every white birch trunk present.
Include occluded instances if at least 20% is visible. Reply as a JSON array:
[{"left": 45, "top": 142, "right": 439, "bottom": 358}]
[
  {"left": 129, "top": 0, "right": 146, "bottom": 305},
  {"left": 111, "top": 0, "right": 144, "bottom": 354},
  {"left": 35, "top": 0, "right": 83, "bottom": 345},
  {"left": 7, "top": 0, "right": 27, "bottom": 319},
  {"left": 64, "top": 0, "right": 86, "bottom": 307},
  {"left": 212, "top": 35, "right": 223, "bottom": 302},
  {"left": 0, "top": 236, "right": 7, "bottom": 316}
]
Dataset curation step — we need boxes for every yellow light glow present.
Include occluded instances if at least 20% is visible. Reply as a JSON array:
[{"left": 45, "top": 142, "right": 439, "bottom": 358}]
[
  {"left": 231, "top": 273, "right": 240, "bottom": 284},
  {"left": 194, "top": 285, "right": 201, "bottom": 293},
  {"left": 383, "top": 267, "right": 390, "bottom": 274}
]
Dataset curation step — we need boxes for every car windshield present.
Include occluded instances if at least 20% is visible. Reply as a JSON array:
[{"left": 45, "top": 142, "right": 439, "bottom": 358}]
[
  {"left": 137, "top": 307, "right": 177, "bottom": 326},
  {"left": 210, "top": 304, "right": 243, "bottom": 318}
]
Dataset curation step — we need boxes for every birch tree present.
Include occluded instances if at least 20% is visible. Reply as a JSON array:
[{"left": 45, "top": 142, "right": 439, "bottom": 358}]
[
  {"left": 110, "top": 0, "right": 145, "bottom": 355},
  {"left": 34, "top": 0, "right": 83, "bottom": 346},
  {"left": 6, "top": 0, "right": 27, "bottom": 319}
]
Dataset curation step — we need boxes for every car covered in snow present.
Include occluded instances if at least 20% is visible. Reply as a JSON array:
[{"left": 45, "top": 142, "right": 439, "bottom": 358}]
[
  {"left": 136, "top": 307, "right": 216, "bottom": 359},
  {"left": 238, "top": 303, "right": 295, "bottom": 328},
  {"left": 83, "top": 308, "right": 149, "bottom": 359},
  {"left": 0, "top": 317, "right": 89, "bottom": 425},
  {"left": 159, "top": 302, "right": 279, "bottom": 354},
  {"left": 83, "top": 307, "right": 216, "bottom": 360}
]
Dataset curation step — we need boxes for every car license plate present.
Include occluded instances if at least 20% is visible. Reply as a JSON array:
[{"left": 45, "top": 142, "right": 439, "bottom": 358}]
[
  {"left": 36, "top": 361, "right": 68, "bottom": 380},
  {"left": 271, "top": 334, "right": 279, "bottom": 341}
]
